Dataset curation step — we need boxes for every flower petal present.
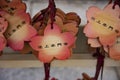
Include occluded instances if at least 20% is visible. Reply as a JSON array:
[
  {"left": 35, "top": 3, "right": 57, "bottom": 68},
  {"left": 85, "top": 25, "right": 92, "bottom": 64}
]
[
  {"left": 87, "top": 6, "right": 100, "bottom": 21},
  {"left": 63, "top": 21, "right": 78, "bottom": 36},
  {"left": 104, "top": 3, "right": 120, "bottom": 18},
  {"left": 24, "top": 25, "right": 37, "bottom": 41},
  {"left": 38, "top": 52, "right": 54, "bottom": 63},
  {"left": 84, "top": 23, "right": 98, "bottom": 38},
  {"left": 108, "top": 37, "right": 120, "bottom": 60},
  {"left": 5, "top": 24, "right": 36, "bottom": 50},
  {"left": 66, "top": 12, "right": 81, "bottom": 25},
  {"left": 62, "top": 32, "right": 76, "bottom": 47},
  {"left": 109, "top": 44, "right": 120, "bottom": 60},
  {"left": 109, "top": 53, "right": 120, "bottom": 60},
  {"left": 0, "top": 36, "right": 6, "bottom": 51},
  {"left": 30, "top": 36, "right": 43, "bottom": 51},
  {"left": 88, "top": 38, "right": 101, "bottom": 47},
  {"left": 55, "top": 48, "right": 71, "bottom": 60},
  {"left": 44, "top": 24, "right": 61, "bottom": 35},
  {"left": 7, "top": 39, "right": 24, "bottom": 51},
  {"left": 99, "top": 35, "right": 116, "bottom": 46},
  {"left": 52, "top": 15, "right": 64, "bottom": 27},
  {"left": 0, "top": 17, "right": 8, "bottom": 33}
]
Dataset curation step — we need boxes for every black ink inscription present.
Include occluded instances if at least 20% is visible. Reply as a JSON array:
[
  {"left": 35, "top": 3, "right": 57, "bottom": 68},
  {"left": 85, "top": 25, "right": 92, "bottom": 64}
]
[
  {"left": 17, "top": 25, "right": 21, "bottom": 29},
  {"left": 64, "top": 43, "right": 68, "bottom": 45},
  {"left": 91, "top": 16, "right": 119, "bottom": 34},
  {"left": 51, "top": 44, "right": 55, "bottom": 47},
  {"left": 108, "top": 26, "right": 113, "bottom": 31},
  {"left": 96, "top": 20, "right": 101, "bottom": 24},
  {"left": 38, "top": 46, "right": 42, "bottom": 49},
  {"left": 57, "top": 43, "right": 62, "bottom": 47},
  {"left": 38, "top": 42, "right": 68, "bottom": 49},
  {"left": 45, "top": 45, "right": 49, "bottom": 48},
  {"left": 12, "top": 29, "right": 16, "bottom": 32},
  {"left": 115, "top": 30, "right": 119, "bottom": 33},
  {"left": 102, "top": 23, "right": 107, "bottom": 27},
  {"left": 91, "top": 17, "right": 96, "bottom": 21},
  {"left": 22, "top": 21, "right": 26, "bottom": 24}
]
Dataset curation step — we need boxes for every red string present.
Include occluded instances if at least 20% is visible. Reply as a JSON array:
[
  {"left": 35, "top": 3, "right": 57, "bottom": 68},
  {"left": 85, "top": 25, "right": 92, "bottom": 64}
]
[
  {"left": 44, "top": 63, "right": 51, "bottom": 80},
  {"left": 49, "top": 0, "right": 56, "bottom": 29},
  {"left": 108, "top": 0, "right": 120, "bottom": 8},
  {"left": 32, "top": 0, "right": 56, "bottom": 30},
  {"left": 108, "top": 0, "right": 113, "bottom": 4},
  {"left": 93, "top": 48, "right": 105, "bottom": 80}
]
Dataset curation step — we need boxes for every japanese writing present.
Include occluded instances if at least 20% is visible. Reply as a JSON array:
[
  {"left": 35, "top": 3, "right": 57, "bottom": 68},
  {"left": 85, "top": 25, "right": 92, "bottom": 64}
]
[
  {"left": 5, "top": 21, "right": 26, "bottom": 38},
  {"left": 0, "top": 5, "right": 16, "bottom": 15},
  {"left": 91, "top": 17, "right": 119, "bottom": 33},
  {"left": 38, "top": 42, "right": 68, "bottom": 49}
]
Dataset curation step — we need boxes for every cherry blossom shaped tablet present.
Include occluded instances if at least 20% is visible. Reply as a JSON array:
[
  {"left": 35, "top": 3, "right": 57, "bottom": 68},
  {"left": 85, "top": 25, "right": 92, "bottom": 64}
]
[
  {"left": 0, "top": 0, "right": 26, "bottom": 15},
  {"left": 0, "top": 11, "right": 37, "bottom": 50},
  {"left": 30, "top": 24, "right": 75, "bottom": 63},
  {"left": 84, "top": 3, "right": 120, "bottom": 47},
  {"left": 47, "top": 8, "right": 80, "bottom": 36},
  {"left": 0, "top": 17, "right": 8, "bottom": 51},
  {"left": 49, "top": 15, "right": 79, "bottom": 36},
  {"left": 55, "top": 10, "right": 80, "bottom": 36},
  {"left": 33, "top": 8, "right": 79, "bottom": 36}
]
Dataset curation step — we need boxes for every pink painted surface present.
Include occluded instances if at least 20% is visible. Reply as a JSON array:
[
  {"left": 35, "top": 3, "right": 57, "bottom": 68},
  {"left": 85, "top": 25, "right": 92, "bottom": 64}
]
[
  {"left": 30, "top": 24, "right": 75, "bottom": 63},
  {"left": 84, "top": 3, "right": 120, "bottom": 47}
]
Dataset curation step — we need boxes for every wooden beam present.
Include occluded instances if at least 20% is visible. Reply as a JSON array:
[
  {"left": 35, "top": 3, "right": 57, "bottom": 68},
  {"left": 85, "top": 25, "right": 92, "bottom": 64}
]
[{"left": 0, "top": 54, "right": 119, "bottom": 68}]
